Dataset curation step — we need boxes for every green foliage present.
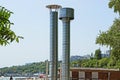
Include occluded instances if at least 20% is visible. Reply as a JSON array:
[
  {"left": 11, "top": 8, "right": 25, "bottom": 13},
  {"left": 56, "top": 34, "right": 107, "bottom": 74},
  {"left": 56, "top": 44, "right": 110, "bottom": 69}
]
[
  {"left": 71, "top": 57, "right": 120, "bottom": 69},
  {"left": 94, "top": 48, "right": 102, "bottom": 60},
  {"left": 73, "top": 59, "right": 98, "bottom": 68},
  {"left": 98, "top": 58, "right": 109, "bottom": 68},
  {"left": 96, "top": 18, "right": 120, "bottom": 61},
  {"left": 107, "top": 57, "right": 116, "bottom": 68},
  {"left": 0, "top": 62, "right": 46, "bottom": 76},
  {"left": 108, "top": 0, "right": 120, "bottom": 15},
  {"left": 111, "top": 48, "right": 120, "bottom": 61},
  {"left": 71, "top": 60, "right": 81, "bottom": 67},
  {"left": 82, "top": 59, "right": 98, "bottom": 67},
  {"left": 0, "top": 6, "right": 23, "bottom": 46},
  {"left": 96, "top": 0, "right": 120, "bottom": 63},
  {"left": 115, "top": 61, "right": 120, "bottom": 68}
]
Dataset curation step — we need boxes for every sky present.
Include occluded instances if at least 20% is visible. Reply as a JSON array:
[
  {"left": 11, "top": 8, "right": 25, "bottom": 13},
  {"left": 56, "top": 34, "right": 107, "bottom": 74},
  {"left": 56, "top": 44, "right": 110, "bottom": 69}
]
[{"left": 0, "top": 0, "right": 119, "bottom": 68}]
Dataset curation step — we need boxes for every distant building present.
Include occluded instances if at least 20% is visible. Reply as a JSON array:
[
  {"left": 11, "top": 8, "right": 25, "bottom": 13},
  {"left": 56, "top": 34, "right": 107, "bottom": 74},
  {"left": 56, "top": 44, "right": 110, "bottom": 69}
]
[
  {"left": 71, "top": 50, "right": 111, "bottom": 62},
  {"left": 101, "top": 53, "right": 110, "bottom": 58},
  {"left": 83, "top": 55, "right": 91, "bottom": 59},
  {"left": 70, "top": 56, "right": 83, "bottom": 61},
  {"left": 70, "top": 55, "right": 91, "bottom": 61},
  {"left": 101, "top": 50, "right": 110, "bottom": 58}
]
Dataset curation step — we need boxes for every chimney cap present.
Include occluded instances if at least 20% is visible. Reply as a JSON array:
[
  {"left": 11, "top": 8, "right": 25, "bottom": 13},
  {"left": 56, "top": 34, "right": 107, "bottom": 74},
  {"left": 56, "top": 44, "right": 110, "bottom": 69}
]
[
  {"left": 46, "top": 4, "right": 62, "bottom": 9},
  {"left": 59, "top": 8, "right": 74, "bottom": 20}
]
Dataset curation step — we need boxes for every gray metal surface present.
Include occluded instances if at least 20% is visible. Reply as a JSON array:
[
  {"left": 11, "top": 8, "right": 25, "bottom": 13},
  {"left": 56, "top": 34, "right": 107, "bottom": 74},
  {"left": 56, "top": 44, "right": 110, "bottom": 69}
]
[
  {"left": 46, "top": 4, "right": 61, "bottom": 80},
  {"left": 59, "top": 8, "right": 74, "bottom": 80},
  {"left": 49, "top": 11, "right": 58, "bottom": 80},
  {"left": 62, "top": 21, "right": 70, "bottom": 80},
  {"left": 46, "top": 5, "right": 61, "bottom": 10},
  {"left": 59, "top": 8, "right": 74, "bottom": 20}
]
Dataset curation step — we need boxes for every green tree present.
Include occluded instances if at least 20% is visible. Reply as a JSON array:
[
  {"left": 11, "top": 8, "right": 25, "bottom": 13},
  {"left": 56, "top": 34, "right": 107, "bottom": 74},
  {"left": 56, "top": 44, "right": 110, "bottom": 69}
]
[
  {"left": 96, "top": 18, "right": 120, "bottom": 60},
  {"left": 108, "top": 0, "right": 120, "bottom": 15},
  {"left": 96, "top": 0, "right": 120, "bottom": 61},
  {"left": 0, "top": 6, "right": 23, "bottom": 46},
  {"left": 98, "top": 58, "right": 109, "bottom": 68},
  {"left": 96, "top": 18, "right": 120, "bottom": 47},
  {"left": 94, "top": 48, "right": 102, "bottom": 60}
]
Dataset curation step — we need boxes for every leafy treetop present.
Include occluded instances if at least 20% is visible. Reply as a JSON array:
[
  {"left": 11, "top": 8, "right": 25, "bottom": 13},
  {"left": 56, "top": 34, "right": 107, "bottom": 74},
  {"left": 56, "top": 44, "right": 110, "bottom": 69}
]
[
  {"left": 0, "top": 6, "right": 23, "bottom": 46},
  {"left": 109, "top": 0, "right": 120, "bottom": 15}
]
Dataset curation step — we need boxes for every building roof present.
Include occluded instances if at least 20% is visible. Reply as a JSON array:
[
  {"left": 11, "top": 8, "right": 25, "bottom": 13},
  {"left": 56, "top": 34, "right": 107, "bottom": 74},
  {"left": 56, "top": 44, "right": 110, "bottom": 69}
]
[{"left": 59, "top": 67, "right": 120, "bottom": 72}]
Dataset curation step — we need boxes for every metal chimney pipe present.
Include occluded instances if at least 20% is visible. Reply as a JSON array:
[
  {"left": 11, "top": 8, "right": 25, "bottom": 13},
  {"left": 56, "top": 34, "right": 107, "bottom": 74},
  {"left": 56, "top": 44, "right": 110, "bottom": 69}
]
[
  {"left": 59, "top": 8, "right": 74, "bottom": 80},
  {"left": 46, "top": 5, "right": 61, "bottom": 80}
]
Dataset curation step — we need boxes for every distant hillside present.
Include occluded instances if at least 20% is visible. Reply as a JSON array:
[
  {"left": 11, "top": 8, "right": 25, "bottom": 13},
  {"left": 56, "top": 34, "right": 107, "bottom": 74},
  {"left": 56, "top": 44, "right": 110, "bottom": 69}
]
[
  {"left": 0, "top": 54, "right": 118, "bottom": 77},
  {"left": 0, "top": 61, "right": 62, "bottom": 77},
  {"left": 0, "top": 61, "right": 46, "bottom": 77}
]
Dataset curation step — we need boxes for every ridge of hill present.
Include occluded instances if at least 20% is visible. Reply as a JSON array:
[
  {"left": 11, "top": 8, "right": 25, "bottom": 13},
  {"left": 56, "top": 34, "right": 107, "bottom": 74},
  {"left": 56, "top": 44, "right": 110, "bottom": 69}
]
[{"left": 0, "top": 61, "right": 46, "bottom": 77}]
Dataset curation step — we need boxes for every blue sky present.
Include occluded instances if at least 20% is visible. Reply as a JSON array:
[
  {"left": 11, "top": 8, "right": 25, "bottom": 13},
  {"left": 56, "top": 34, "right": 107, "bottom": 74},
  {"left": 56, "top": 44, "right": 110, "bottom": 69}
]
[{"left": 0, "top": 0, "right": 118, "bottom": 68}]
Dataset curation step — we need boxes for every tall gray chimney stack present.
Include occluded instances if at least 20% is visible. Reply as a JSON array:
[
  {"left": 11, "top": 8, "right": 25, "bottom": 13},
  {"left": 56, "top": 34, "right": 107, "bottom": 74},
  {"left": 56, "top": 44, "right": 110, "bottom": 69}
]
[
  {"left": 59, "top": 8, "right": 74, "bottom": 80},
  {"left": 46, "top": 4, "right": 61, "bottom": 80}
]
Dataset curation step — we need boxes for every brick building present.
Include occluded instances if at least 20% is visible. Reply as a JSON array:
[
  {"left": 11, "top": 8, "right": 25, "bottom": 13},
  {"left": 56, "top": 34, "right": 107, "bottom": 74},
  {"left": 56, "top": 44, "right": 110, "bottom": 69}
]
[{"left": 58, "top": 67, "right": 120, "bottom": 80}]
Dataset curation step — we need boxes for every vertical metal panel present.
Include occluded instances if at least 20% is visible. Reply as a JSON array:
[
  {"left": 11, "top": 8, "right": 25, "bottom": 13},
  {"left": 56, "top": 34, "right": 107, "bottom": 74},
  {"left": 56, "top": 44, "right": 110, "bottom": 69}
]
[
  {"left": 49, "top": 11, "right": 58, "bottom": 80},
  {"left": 70, "top": 71, "right": 72, "bottom": 78},
  {"left": 62, "top": 20, "right": 70, "bottom": 80},
  {"left": 92, "top": 72, "right": 98, "bottom": 79},
  {"left": 79, "top": 71, "right": 85, "bottom": 80}
]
